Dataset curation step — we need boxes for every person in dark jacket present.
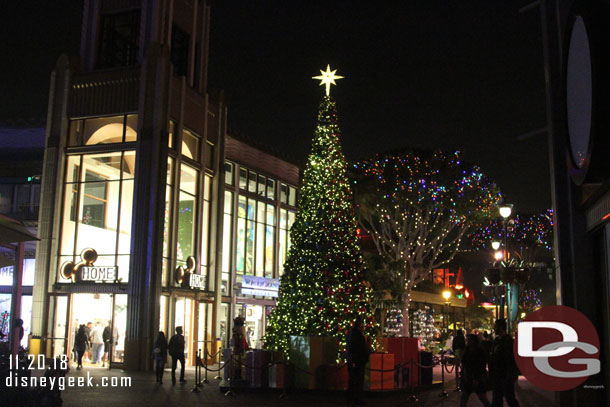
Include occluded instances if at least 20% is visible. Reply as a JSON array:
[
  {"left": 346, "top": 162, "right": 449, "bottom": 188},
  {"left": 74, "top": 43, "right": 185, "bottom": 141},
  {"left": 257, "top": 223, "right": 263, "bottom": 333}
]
[
  {"left": 102, "top": 320, "right": 112, "bottom": 367},
  {"left": 452, "top": 329, "right": 466, "bottom": 388},
  {"left": 481, "top": 331, "right": 492, "bottom": 361},
  {"left": 346, "top": 316, "right": 370, "bottom": 405},
  {"left": 489, "top": 319, "right": 520, "bottom": 407},
  {"left": 168, "top": 326, "right": 186, "bottom": 385},
  {"left": 460, "top": 334, "right": 491, "bottom": 407},
  {"left": 74, "top": 325, "right": 90, "bottom": 370},
  {"left": 152, "top": 331, "right": 169, "bottom": 384}
]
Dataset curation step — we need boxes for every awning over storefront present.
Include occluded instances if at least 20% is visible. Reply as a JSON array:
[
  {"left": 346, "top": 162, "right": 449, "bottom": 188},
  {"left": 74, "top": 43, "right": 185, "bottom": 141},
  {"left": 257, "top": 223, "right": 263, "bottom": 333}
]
[{"left": 0, "top": 214, "right": 39, "bottom": 245}]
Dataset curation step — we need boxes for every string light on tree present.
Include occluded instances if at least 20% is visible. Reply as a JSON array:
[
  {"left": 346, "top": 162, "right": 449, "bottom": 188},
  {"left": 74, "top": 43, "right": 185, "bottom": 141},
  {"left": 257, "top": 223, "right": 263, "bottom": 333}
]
[{"left": 352, "top": 150, "right": 500, "bottom": 334}]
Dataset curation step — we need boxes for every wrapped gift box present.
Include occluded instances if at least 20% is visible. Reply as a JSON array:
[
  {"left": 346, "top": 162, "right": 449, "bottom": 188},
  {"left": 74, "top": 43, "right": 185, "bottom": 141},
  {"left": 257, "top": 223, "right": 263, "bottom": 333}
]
[
  {"left": 269, "top": 362, "right": 285, "bottom": 388},
  {"left": 289, "top": 336, "right": 338, "bottom": 389},
  {"left": 245, "top": 349, "right": 270, "bottom": 388},
  {"left": 369, "top": 353, "right": 395, "bottom": 390},
  {"left": 317, "top": 363, "right": 348, "bottom": 390},
  {"left": 386, "top": 337, "right": 419, "bottom": 387}
]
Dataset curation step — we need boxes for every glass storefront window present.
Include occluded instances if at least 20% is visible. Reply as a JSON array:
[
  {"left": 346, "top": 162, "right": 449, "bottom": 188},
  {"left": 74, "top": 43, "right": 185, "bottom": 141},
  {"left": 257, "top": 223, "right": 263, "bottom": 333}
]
[
  {"left": 176, "top": 164, "right": 198, "bottom": 264},
  {"left": 169, "top": 120, "right": 176, "bottom": 149},
  {"left": 257, "top": 175, "right": 266, "bottom": 197},
  {"left": 224, "top": 162, "right": 233, "bottom": 185},
  {"left": 201, "top": 175, "right": 212, "bottom": 283},
  {"left": 59, "top": 151, "right": 136, "bottom": 282},
  {"left": 160, "top": 295, "right": 168, "bottom": 335},
  {"left": 182, "top": 129, "right": 200, "bottom": 161},
  {"left": 221, "top": 191, "right": 233, "bottom": 295},
  {"left": 236, "top": 196, "right": 246, "bottom": 274},
  {"left": 69, "top": 115, "right": 138, "bottom": 146},
  {"left": 280, "top": 183, "right": 287, "bottom": 204},
  {"left": 219, "top": 303, "right": 229, "bottom": 348},
  {"left": 266, "top": 178, "right": 275, "bottom": 200},
  {"left": 278, "top": 208, "right": 296, "bottom": 276},
  {"left": 288, "top": 186, "right": 297, "bottom": 206},
  {"left": 239, "top": 168, "right": 247, "bottom": 190},
  {"left": 248, "top": 171, "right": 257, "bottom": 193},
  {"left": 163, "top": 158, "right": 174, "bottom": 286}
]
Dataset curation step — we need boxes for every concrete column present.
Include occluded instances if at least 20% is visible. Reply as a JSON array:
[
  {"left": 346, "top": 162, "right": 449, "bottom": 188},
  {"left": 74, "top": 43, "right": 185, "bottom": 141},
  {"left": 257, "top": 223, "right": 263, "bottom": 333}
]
[
  {"left": 32, "top": 56, "right": 70, "bottom": 344},
  {"left": 123, "top": 42, "right": 170, "bottom": 371}
]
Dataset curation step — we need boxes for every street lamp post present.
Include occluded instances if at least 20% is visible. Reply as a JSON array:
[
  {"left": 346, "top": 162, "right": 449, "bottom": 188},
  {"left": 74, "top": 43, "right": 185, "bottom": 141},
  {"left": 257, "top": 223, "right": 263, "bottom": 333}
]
[
  {"left": 499, "top": 204, "right": 513, "bottom": 332},
  {"left": 442, "top": 290, "right": 451, "bottom": 333}
]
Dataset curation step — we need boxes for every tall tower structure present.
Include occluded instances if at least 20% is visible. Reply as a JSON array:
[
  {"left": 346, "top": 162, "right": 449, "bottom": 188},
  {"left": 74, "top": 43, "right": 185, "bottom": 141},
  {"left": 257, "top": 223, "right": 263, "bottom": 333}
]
[{"left": 34, "top": 0, "right": 226, "bottom": 370}]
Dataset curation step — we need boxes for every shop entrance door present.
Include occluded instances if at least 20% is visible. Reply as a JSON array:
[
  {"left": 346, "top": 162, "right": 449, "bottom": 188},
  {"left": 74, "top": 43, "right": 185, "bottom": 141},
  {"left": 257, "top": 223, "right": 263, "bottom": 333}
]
[
  {"left": 69, "top": 293, "right": 127, "bottom": 368},
  {"left": 48, "top": 294, "right": 70, "bottom": 359}
]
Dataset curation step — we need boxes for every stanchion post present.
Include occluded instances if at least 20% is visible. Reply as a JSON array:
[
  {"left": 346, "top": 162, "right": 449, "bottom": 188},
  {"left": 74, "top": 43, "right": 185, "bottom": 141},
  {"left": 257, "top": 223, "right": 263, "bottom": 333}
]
[
  {"left": 454, "top": 355, "right": 460, "bottom": 391},
  {"left": 203, "top": 347, "right": 210, "bottom": 384},
  {"left": 439, "top": 353, "right": 448, "bottom": 398},
  {"left": 214, "top": 345, "right": 223, "bottom": 380},
  {"left": 192, "top": 350, "right": 201, "bottom": 393},
  {"left": 225, "top": 354, "right": 235, "bottom": 396},
  {"left": 407, "top": 358, "right": 419, "bottom": 402}
]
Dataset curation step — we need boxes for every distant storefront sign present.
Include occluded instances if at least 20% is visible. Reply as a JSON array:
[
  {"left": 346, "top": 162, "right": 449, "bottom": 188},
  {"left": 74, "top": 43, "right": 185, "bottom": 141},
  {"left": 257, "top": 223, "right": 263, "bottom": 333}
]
[{"left": 240, "top": 275, "right": 280, "bottom": 298}]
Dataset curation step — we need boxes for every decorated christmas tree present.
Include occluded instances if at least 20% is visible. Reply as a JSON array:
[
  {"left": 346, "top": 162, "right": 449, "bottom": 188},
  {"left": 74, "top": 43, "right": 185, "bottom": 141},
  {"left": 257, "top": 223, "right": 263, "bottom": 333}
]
[
  {"left": 411, "top": 306, "right": 437, "bottom": 348},
  {"left": 385, "top": 309, "right": 403, "bottom": 337},
  {"left": 264, "top": 66, "right": 377, "bottom": 359}
]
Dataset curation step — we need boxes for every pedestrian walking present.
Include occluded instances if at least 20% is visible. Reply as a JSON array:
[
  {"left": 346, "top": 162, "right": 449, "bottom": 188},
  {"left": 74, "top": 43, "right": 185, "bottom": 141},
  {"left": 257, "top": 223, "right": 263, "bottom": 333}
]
[
  {"left": 102, "top": 320, "right": 112, "bottom": 367},
  {"left": 346, "top": 315, "right": 370, "bottom": 405},
  {"left": 452, "top": 329, "right": 466, "bottom": 388},
  {"left": 91, "top": 322, "right": 105, "bottom": 364},
  {"left": 152, "top": 331, "right": 168, "bottom": 384},
  {"left": 168, "top": 326, "right": 186, "bottom": 385},
  {"left": 489, "top": 319, "right": 520, "bottom": 407},
  {"left": 460, "top": 334, "right": 491, "bottom": 407},
  {"left": 74, "top": 325, "right": 89, "bottom": 370},
  {"left": 481, "top": 331, "right": 492, "bottom": 363}
]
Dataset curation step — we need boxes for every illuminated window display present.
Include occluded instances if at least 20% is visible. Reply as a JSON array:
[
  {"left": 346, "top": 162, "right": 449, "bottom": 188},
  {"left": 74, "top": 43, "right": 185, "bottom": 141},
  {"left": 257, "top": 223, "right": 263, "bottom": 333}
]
[
  {"left": 69, "top": 114, "right": 138, "bottom": 146},
  {"left": 221, "top": 190, "right": 233, "bottom": 294},
  {"left": 176, "top": 164, "right": 198, "bottom": 266},
  {"left": 278, "top": 208, "right": 296, "bottom": 276},
  {"left": 201, "top": 174, "right": 212, "bottom": 280},
  {"left": 59, "top": 151, "right": 135, "bottom": 282},
  {"left": 226, "top": 161, "right": 297, "bottom": 281}
]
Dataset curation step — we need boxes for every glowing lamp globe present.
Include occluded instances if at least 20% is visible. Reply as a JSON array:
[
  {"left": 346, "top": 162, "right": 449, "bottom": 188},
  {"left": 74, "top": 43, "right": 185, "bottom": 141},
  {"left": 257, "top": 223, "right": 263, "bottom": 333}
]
[
  {"left": 491, "top": 241, "right": 501, "bottom": 251},
  {"left": 442, "top": 290, "right": 451, "bottom": 301},
  {"left": 499, "top": 204, "right": 513, "bottom": 219},
  {"left": 494, "top": 251, "right": 504, "bottom": 261}
]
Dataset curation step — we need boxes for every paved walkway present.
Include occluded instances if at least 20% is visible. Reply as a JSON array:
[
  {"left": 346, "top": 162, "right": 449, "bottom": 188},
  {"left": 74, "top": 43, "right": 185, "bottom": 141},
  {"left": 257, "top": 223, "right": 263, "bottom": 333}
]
[{"left": 59, "top": 365, "right": 556, "bottom": 407}]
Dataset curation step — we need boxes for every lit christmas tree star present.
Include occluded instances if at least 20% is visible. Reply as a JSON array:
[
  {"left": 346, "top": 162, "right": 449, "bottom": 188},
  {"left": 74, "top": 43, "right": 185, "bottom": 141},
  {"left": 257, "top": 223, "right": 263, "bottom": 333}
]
[{"left": 313, "top": 64, "right": 344, "bottom": 96}]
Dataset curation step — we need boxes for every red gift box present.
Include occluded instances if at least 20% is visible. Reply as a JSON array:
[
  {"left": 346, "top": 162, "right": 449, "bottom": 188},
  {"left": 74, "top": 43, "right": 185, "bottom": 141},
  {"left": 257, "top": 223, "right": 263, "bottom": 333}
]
[
  {"left": 325, "top": 364, "right": 348, "bottom": 390},
  {"left": 369, "top": 353, "right": 394, "bottom": 390},
  {"left": 386, "top": 337, "right": 419, "bottom": 387}
]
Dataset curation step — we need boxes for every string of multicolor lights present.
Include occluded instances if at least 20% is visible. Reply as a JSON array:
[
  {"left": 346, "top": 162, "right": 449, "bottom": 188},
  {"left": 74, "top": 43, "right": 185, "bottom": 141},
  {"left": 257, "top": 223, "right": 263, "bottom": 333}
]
[
  {"left": 352, "top": 150, "right": 500, "bottom": 328},
  {"left": 467, "top": 209, "right": 554, "bottom": 251}
]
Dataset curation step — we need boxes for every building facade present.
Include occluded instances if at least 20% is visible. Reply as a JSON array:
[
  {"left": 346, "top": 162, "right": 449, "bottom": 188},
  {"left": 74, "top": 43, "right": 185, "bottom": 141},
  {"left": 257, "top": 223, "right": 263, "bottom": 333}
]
[
  {"left": 540, "top": 0, "right": 610, "bottom": 405},
  {"left": 33, "top": 0, "right": 299, "bottom": 370},
  {"left": 0, "top": 126, "right": 45, "bottom": 346}
]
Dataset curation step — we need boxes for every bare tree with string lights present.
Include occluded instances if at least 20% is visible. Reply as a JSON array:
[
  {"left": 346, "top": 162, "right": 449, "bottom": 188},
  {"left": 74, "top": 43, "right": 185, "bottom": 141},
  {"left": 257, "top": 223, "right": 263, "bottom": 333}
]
[{"left": 352, "top": 150, "right": 501, "bottom": 335}]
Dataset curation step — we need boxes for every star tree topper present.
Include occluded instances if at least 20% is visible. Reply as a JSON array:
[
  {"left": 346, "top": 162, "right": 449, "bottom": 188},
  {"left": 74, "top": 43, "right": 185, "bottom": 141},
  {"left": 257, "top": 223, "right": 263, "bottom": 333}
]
[{"left": 313, "top": 64, "right": 344, "bottom": 96}]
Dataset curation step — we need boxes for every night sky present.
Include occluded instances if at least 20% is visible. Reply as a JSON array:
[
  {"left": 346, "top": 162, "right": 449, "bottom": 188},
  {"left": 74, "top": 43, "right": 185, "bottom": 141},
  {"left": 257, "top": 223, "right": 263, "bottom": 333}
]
[{"left": 0, "top": 1, "right": 550, "bottom": 213}]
